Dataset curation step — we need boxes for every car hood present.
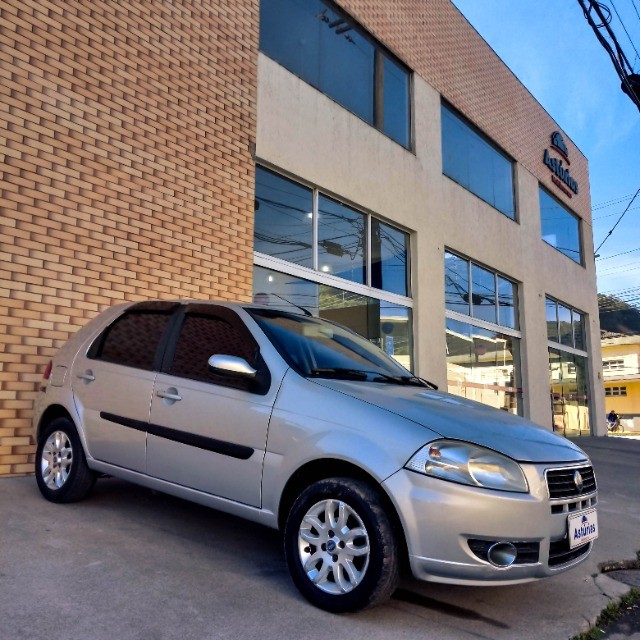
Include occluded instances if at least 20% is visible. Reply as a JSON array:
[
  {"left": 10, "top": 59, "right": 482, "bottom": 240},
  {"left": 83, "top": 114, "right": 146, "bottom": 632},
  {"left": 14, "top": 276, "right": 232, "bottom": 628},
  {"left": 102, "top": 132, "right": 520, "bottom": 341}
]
[{"left": 310, "top": 379, "right": 588, "bottom": 463}]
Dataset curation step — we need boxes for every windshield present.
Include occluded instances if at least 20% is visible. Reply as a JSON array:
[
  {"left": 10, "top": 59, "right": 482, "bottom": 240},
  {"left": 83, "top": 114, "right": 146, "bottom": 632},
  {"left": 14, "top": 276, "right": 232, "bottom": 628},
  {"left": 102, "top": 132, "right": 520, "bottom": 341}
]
[{"left": 247, "top": 308, "right": 411, "bottom": 381}]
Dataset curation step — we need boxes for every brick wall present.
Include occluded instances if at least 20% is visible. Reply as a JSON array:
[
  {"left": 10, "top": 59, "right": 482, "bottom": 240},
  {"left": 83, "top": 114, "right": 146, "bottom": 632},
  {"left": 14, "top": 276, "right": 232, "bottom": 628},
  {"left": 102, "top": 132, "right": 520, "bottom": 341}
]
[
  {"left": 336, "top": 0, "right": 591, "bottom": 220},
  {"left": 0, "top": 0, "right": 259, "bottom": 476}
]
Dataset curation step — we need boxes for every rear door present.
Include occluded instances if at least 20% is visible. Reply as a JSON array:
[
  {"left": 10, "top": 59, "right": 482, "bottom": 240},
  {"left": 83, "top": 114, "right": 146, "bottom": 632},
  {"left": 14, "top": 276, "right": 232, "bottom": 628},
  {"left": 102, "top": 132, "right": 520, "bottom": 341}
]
[
  {"left": 146, "top": 305, "right": 275, "bottom": 507},
  {"left": 71, "top": 304, "right": 177, "bottom": 472}
]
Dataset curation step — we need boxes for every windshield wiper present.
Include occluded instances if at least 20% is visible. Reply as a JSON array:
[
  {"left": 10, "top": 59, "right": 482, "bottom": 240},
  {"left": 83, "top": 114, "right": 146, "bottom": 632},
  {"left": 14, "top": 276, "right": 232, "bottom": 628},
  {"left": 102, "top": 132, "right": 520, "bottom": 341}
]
[
  {"left": 372, "top": 373, "right": 438, "bottom": 389},
  {"left": 309, "top": 368, "right": 369, "bottom": 380},
  {"left": 309, "top": 368, "right": 438, "bottom": 389}
]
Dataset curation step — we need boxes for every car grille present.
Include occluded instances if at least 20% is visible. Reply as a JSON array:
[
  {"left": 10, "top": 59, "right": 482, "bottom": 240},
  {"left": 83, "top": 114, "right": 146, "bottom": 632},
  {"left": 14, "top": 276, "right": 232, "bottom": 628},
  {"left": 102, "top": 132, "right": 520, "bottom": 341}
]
[
  {"left": 546, "top": 465, "right": 597, "bottom": 499},
  {"left": 548, "top": 538, "right": 591, "bottom": 567}
]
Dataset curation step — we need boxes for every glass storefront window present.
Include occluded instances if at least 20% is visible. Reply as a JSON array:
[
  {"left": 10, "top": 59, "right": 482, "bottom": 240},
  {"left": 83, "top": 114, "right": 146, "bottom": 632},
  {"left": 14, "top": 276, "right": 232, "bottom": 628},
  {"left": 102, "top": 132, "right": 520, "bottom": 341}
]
[
  {"left": 259, "top": 0, "right": 411, "bottom": 148},
  {"left": 254, "top": 167, "right": 313, "bottom": 267},
  {"left": 497, "top": 276, "right": 517, "bottom": 329},
  {"left": 471, "top": 264, "right": 497, "bottom": 323},
  {"left": 573, "top": 311, "right": 585, "bottom": 351},
  {"left": 383, "top": 55, "right": 410, "bottom": 148},
  {"left": 546, "top": 297, "right": 586, "bottom": 352},
  {"left": 446, "top": 318, "right": 522, "bottom": 415},
  {"left": 546, "top": 297, "right": 590, "bottom": 436},
  {"left": 539, "top": 188, "right": 582, "bottom": 264},
  {"left": 558, "top": 304, "right": 573, "bottom": 347},
  {"left": 445, "top": 251, "right": 518, "bottom": 330},
  {"left": 254, "top": 167, "right": 411, "bottom": 299},
  {"left": 441, "top": 103, "right": 515, "bottom": 219},
  {"left": 371, "top": 219, "right": 410, "bottom": 297},
  {"left": 546, "top": 297, "right": 558, "bottom": 342},
  {"left": 444, "top": 251, "right": 470, "bottom": 315},
  {"left": 318, "top": 196, "right": 366, "bottom": 284},
  {"left": 549, "top": 348, "right": 590, "bottom": 436},
  {"left": 253, "top": 266, "right": 413, "bottom": 369}
]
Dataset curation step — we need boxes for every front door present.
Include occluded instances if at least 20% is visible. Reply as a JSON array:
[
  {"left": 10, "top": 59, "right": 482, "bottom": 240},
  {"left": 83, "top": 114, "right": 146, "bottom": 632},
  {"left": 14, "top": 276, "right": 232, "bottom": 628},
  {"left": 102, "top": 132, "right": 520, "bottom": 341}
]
[{"left": 146, "top": 306, "right": 274, "bottom": 507}]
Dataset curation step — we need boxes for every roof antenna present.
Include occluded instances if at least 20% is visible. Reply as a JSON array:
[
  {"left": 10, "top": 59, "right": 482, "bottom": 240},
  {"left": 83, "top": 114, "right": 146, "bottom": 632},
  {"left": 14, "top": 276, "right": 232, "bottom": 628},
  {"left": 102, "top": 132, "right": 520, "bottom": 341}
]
[{"left": 270, "top": 293, "right": 314, "bottom": 317}]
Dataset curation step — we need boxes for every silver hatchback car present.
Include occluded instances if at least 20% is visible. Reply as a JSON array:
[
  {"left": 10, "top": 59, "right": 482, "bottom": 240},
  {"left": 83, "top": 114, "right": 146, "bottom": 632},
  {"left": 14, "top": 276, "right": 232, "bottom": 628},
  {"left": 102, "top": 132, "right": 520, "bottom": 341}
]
[{"left": 33, "top": 300, "right": 598, "bottom": 612}]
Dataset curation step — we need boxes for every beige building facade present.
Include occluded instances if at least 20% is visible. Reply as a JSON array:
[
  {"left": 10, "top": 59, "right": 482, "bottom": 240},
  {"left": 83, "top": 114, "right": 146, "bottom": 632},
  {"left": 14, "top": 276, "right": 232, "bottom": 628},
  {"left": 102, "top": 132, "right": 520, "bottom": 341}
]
[{"left": 0, "top": 0, "right": 604, "bottom": 476}]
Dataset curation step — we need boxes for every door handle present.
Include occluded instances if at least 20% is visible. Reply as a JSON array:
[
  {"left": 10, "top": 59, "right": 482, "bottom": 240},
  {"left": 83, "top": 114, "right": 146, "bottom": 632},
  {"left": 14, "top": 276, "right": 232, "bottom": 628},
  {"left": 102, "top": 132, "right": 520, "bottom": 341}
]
[
  {"left": 77, "top": 370, "right": 96, "bottom": 383},
  {"left": 156, "top": 388, "right": 182, "bottom": 402}
]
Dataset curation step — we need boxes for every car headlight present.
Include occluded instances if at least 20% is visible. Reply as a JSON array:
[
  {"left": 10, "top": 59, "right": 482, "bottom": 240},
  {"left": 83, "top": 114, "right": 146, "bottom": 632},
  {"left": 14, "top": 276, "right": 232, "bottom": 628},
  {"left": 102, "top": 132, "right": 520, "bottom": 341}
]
[{"left": 405, "top": 440, "right": 528, "bottom": 493}]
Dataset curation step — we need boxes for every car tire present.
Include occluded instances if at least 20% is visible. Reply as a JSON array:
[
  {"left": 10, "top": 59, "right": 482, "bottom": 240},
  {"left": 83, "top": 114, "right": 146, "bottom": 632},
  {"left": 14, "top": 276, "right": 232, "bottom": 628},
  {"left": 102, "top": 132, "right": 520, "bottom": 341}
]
[
  {"left": 35, "top": 417, "right": 96, "bottom": 503},
  {"left": 284, "top": 477, "right": 400, "bottom": 613}
]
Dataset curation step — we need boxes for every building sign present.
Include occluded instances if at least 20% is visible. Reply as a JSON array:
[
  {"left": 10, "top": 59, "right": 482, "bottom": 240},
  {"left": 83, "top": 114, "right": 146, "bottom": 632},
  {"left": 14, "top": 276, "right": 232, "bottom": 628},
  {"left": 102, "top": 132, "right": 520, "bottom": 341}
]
[{"left": 543, "top": 131, "right": 578, "bottom": 198}]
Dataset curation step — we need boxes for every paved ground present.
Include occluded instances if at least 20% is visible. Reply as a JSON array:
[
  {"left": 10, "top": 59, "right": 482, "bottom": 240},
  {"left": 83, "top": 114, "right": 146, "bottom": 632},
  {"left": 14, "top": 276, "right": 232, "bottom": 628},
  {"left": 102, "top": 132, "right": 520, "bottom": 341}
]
[{"left": 0, "top": 436, "right": 639, "bottom": 640}]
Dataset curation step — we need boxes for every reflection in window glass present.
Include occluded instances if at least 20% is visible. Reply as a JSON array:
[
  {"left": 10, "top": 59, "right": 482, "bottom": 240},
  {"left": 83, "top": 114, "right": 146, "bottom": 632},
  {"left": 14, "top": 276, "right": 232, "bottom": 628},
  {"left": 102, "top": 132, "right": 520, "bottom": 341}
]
[
  {"left": 371, "top": 219, "right": 410, "bottom": 296},
  {"left": 573, "top": 311, "right": 585, "bottom": 351},
  {"left": 171, "top": 315, "right": 257, "bottom": 391},
  {"left": 318, "top": 196, "right": 366, "bottom": 284},
  {"left": 444, "top": 252, "right": 470, "bottom": 315},
  {"left": 97, "top": 312, "right": 171, "bottom": 371},
  {"left": 471, "top": 264, "right": 496, "bottom": 323},
  {"left": 539, "top": 188, "right": 582, "bottom": 264},
  {"left": 497, "top": 276, "right": 517, "bottom": 329},
  {"left": 259, "top": 0, "right": 410, "bottom": 147},
  {"left": 441, "top": 104, "right": 515, "bottom": 219},
  {"left": 446, "top": 252, "right": 518, "bottom": 330},
  {"left": 446, "top": 318, "right": 521, "bottom": 415},
  {"left": 546, "top": 297, "right": 558, "bottom": 342},
  {"left": 549, "top": 348, "right": 590, "bottom": 436},
  {"left": 558, "top": 304, "right": 573, "bottom": 347},
  {"left": 253, "top": 266, "right": 412, "bottom": 369},
  {"left": 319, "top": 4, "right": 374, "bottom": 124},
  {"left": 254, "top": 167, "right": 313, "bottom": 267},
  {"left": 383, "top": 55, "right": 410, "bottom": 148}
]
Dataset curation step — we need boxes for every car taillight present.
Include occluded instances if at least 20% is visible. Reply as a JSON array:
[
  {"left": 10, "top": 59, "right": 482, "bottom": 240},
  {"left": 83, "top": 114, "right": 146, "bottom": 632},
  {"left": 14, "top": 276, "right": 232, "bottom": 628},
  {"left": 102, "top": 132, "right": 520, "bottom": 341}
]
[{"left": 43, "top": 361, "right": 52, "bottom": 381}]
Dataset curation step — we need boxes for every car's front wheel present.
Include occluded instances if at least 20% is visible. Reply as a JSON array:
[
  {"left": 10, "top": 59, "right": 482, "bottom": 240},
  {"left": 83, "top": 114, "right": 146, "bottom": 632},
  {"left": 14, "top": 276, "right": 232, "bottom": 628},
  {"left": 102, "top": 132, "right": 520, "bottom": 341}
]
[
  {"left": 35, "top": 417, "right": 96, "bottom": 503},
  {"left": 284, "top": 477, "right": 399, "bottom": 612}
]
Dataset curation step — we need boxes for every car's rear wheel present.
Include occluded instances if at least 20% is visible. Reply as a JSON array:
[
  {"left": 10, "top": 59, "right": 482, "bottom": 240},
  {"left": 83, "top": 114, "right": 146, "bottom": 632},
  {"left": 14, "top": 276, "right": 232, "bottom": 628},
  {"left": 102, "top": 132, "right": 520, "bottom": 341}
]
[
  {"left": 284, "top": 477, "right": 399, "bottom": 612},
  {"left": 35, "top": 417, "right": 96, "bottom": 503}
]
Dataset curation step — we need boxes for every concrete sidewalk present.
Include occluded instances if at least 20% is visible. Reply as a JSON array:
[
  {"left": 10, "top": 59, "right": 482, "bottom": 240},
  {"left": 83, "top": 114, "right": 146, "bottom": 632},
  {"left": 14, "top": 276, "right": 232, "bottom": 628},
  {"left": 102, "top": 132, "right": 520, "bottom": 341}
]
[{"left": 1, "top": 437, "right": 638, "bottom": 640}]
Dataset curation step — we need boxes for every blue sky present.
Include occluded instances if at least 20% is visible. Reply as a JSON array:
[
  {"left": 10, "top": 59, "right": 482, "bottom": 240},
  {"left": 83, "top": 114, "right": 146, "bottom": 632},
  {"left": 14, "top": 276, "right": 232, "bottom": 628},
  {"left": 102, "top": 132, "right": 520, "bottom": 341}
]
[{"left": 451, "top": 0, "right": 640, "bottom": 300}]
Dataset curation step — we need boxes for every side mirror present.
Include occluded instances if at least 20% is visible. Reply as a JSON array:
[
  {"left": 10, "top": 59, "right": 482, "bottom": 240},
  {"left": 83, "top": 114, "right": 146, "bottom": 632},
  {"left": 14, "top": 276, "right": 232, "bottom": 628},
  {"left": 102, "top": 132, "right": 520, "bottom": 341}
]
[{"left": 208, "top": 354, "right": 257, "bottom": 379}]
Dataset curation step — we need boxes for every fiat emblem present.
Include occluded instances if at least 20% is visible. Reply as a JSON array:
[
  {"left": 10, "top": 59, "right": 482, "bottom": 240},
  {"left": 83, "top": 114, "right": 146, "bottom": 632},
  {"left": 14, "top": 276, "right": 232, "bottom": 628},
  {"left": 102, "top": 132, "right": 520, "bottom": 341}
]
[{"left": 573, "top": 470, "right": 584, "bottom": 492}]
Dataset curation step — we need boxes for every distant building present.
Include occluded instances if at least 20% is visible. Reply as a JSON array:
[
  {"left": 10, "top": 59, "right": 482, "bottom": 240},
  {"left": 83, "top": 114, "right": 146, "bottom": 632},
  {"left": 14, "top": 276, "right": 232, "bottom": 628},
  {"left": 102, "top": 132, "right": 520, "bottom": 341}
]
[{"left": 601, "top": 333, "right": 640, "bottom": 431}]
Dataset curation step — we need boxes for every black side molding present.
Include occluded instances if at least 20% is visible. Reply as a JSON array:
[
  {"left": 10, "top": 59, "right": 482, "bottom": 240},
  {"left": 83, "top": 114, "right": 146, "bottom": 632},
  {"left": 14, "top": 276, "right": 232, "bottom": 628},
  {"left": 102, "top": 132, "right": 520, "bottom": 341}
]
[{"left": 99, "top": 412, "right": 254, "bottom": 460}]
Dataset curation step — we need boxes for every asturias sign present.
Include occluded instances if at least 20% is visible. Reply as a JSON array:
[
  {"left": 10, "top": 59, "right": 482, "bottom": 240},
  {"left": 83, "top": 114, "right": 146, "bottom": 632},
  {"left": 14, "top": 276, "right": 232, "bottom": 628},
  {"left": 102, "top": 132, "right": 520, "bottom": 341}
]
[{"left": 543, "top": 131, "right": 578, "bottom": 198}]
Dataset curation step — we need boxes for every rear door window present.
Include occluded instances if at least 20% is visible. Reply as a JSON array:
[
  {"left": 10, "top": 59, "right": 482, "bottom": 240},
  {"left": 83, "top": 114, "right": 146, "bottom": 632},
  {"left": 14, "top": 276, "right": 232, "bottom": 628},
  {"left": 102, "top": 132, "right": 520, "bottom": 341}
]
[{"left": 90, "top": 311, "right": 173, "bottom": 371}]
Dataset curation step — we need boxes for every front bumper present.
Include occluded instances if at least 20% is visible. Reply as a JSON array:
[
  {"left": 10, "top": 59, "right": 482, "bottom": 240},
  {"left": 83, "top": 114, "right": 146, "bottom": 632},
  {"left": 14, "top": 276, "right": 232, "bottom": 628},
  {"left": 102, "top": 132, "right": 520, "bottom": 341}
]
[{"left": 382, "top": 462, "right": 597, "bottom": 586}]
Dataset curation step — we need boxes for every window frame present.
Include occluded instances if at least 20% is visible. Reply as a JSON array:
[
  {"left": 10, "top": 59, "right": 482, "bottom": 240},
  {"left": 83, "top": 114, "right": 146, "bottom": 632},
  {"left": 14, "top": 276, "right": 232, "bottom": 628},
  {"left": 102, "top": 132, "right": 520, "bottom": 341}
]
[
  {"left": 255, "top": 164, "right": 413, "bottom": 304},
  {"left": 259, "top": 0, "right": 413, "bottom": 150},
  {"left": 441, "top": 101, "right": 517, "bottom": 220},
  {"left": 161, "top": 304, "right": 271, "bottom": 395},
  {"left": 545, "top": 295, "right": 588, "bottom": 356},
  {"left": 603, "top": 359, "right": 625, "bottom": 372},
  {"left": 444, "top": 249, "right": 520, "bottom": 333},
  {"left": 539, "top": 186, "right": 584, "bottom": 265}
]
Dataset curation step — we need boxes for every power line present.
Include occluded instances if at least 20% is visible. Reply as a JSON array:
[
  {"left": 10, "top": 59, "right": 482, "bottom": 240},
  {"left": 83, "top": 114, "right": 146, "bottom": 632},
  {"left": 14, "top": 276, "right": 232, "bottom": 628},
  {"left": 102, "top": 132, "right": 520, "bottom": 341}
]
[
  {"left": 594, "top": 205, "right": 640, "bottom": 220},
  {"left": 592, "top": 192, "right": 635, "bottom": 210},
  {"left": 597, "top": 246, "right": 640, "bottom": 260},
  {"left": 632, "top": 0, "right": 640, "bottom": 24},
  {"left": 595, "top": 188, "right": 640, "bottom": 254},
  {"left": 578, "top": 0, "right": 640, "bottom": 110},
  {"left": 610, "top": 0, "right": 640, "bottom": 63}
]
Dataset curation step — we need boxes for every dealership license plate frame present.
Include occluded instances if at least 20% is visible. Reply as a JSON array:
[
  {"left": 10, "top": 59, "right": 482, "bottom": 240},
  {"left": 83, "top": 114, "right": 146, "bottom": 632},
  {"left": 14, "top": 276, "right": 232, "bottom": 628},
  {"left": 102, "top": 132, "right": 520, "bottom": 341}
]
[{"left": 567, "top": 508, "right": 599, "bottom": 549}]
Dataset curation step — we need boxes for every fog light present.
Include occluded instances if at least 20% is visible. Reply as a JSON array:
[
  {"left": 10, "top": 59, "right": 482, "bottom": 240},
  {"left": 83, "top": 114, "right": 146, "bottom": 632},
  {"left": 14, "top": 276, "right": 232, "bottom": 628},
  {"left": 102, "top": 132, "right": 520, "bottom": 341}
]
[{"left": 487, "top": 542, "right": 517, "bottom": 567}]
